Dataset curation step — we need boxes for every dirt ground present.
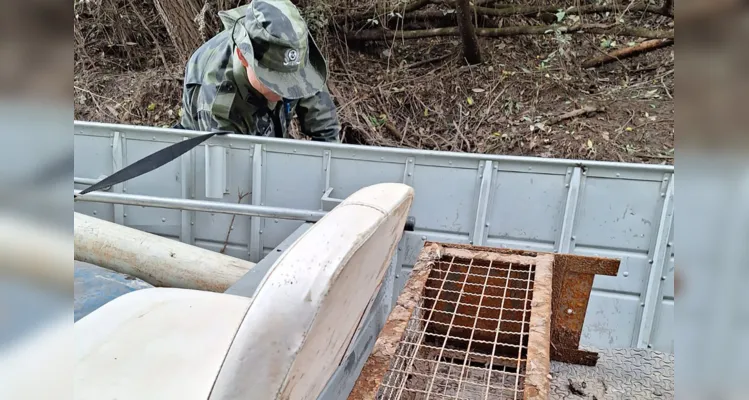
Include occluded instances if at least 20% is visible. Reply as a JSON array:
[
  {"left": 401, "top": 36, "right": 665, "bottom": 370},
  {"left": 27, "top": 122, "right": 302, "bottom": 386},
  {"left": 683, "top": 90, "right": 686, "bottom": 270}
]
[{"left": 74, "top": 1, "right": 674, "bottom": 165}]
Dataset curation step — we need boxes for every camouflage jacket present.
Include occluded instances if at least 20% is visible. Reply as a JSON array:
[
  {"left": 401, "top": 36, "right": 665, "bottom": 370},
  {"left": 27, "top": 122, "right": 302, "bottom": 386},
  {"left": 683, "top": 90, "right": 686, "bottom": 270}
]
[{"left": 179, "top": 7, "right": 340, "bottom": 142}]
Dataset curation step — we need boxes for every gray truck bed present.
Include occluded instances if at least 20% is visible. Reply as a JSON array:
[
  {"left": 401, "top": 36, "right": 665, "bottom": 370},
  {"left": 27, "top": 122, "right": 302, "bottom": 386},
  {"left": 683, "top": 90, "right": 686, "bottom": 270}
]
[{"left": 550, "top": 348, "right": 674, "bottom": 399}]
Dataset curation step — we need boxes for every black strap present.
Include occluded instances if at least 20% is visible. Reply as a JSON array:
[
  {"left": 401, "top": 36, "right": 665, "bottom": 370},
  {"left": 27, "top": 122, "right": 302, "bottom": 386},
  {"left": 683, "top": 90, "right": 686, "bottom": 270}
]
[
  {"left": 76, "top": 131, "right": 231, "bottom": 196},
  {"left": 270, "top": 103, "right": 284, "bottom": 138}
]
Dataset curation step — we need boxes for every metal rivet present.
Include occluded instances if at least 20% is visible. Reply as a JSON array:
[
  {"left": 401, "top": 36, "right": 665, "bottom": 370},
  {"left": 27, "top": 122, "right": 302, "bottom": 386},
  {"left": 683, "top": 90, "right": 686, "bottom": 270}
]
[
  {"left": 409, "top": 159, "right": 413, "bottom": 163},
  {"left": 648, "top": 259, "right": 654, "bottom": 264},
  {"left": 122, "top": 188, "right": 127, "bottom": 192},
  {"left": 565, "top": 184, "right": 570, "bottom": 188},
  {"left": 469, "top": 241, "right": 474, "bottom": 244},
  {"left": 661, "top": 276, "right": 666, "bottom": 281},
  {"left": 259, "top": 230, "right": 263, "bottom": 234},
  {"left": 640, "top": 302, "right": 645, "bottom": 307},
  {"left": 396, "top": 275, "right": 400, "bottom": 278},
  {"left": 274, "top": 219, "right": 278, "bottom": 223},
  {"left": 123, "top": 214, "right": 127, "bottom": 218},
  {"left": 571, "top": 236, "right": 576, "bottom": 240},
  {"left": 485, "top": 223, "right": 490, "bottom": 227},
  {"left": 191, "top": 222, "right": 194, "bottom": 225},
  {"left": 647, "top": 344, "right": 653, "bottom": 349},
  {"left": 161, "top": 218, "right": 166, "bottom": 222},
  {"left": 623, "top": 272, "right": 629, "bottom": 277},
  {"left": 616, "top": 173, "right": 620, "bottom": 177},
  {"left": 229, "top": 144, "right": 233, "bottom": 148},
  {"left": 566, "top": 309, "right": 573, "bottom": 314},
  {"left": 152, "top": 136, "right": 156, "bottom": 140},
  {"left": 583, "top": 171, "right": 587, "bottom": 175},
  {"left": 479, "top": 175, "right": 483, "bottom": 179},
  {"left": 661, "top": 193, "right": 665, "bottom": 197},
  {"left": 667, "top": 242, "right": 673, "bottom": 247},
  {"left": 421, "top": 236, "right": 426, "bottom": 240},
  {"left": 408, "top": 172, "right": 413, "bottom": 176},
  {"left": 93, "top": 211, "right": 97, "bottom": 215},
  {"left": 380, "top": 157, "right": 384, "bottom": 160},
  {"left": 293, "top": 149, "right": 297, "bottom": 153},
  {"left": 528, "top": 167, "right": 532, "bottom": 171}
]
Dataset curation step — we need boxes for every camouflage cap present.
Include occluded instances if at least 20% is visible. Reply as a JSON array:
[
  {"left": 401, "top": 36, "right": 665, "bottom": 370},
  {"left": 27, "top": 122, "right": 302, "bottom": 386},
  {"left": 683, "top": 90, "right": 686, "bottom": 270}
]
[{"left": 230, "top": 0, "right": 327, "bottom": 100}]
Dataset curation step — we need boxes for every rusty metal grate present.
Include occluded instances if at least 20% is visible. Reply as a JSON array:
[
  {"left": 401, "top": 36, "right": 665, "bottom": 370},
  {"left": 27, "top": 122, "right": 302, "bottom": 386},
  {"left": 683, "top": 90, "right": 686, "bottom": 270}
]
[
  {"left": 378, "top": 256, "right": 536, "bottom": 400},
  {"left": 349, "top": 242, "right": 619, "bottom": 400}
]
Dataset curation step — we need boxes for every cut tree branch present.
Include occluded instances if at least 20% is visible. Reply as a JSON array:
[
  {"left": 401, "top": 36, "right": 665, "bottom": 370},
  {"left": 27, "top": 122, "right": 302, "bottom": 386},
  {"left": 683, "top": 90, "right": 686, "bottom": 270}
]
[
  {"left": 582, "top": 38, "right": 674, "bottom": 68},
  {"left": 547, "top": 105, "right": 603, "bottom": 125},
  {"left": 347, "top": 23, "right": 674, "bottom": 41}
]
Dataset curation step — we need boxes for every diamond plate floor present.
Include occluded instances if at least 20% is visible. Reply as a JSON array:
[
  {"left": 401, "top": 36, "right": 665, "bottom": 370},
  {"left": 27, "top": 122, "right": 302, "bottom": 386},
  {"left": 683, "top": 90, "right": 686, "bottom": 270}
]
[{"left": 550, "top": 348, "right": 674, "bottom": 400}]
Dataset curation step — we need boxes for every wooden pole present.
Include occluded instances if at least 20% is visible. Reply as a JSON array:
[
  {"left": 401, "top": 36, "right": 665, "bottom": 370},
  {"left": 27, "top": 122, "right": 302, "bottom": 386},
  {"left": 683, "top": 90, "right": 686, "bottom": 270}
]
[{"left": 74, "top": 212, "right": 255, "bottom": 292}]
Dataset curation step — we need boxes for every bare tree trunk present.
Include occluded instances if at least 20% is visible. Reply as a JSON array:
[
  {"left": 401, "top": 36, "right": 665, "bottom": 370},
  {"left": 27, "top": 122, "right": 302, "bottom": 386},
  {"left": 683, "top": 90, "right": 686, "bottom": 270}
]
[
  {"left": 153, "top": 0, "right": 204, "bottom": 61},
  {"left": 661, "top": 0, "right": 674, "bottom": 16},
  {"left": 456, "top": 0, "right": 482, "bottom": 64}
]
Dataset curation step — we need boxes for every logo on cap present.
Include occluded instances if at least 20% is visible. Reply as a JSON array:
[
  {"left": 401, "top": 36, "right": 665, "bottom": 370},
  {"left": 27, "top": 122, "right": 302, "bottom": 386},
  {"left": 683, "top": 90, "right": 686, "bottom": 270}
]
[{"left": 284, "top": 49, "right": 300, "bottom": 66}]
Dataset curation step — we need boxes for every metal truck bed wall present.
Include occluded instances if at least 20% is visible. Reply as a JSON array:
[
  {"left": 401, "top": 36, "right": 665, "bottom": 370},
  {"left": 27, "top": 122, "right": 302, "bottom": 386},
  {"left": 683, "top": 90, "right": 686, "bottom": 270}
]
[{"left": 73, "top": 121, "right": 675, "bottom": 353}]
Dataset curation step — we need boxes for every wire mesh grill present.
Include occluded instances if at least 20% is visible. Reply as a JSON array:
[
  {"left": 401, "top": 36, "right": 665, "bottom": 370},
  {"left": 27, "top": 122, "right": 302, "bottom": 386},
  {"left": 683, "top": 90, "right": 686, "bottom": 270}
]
[{"left": 377, "top": 256, "right": 536, "bottom": 400}]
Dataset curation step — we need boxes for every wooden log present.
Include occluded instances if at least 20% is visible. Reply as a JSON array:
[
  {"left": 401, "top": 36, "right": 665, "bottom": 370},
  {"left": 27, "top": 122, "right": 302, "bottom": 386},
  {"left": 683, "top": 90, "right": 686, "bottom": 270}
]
[
  {"left": 72, "top": 183, "right": 414, "bottom": 400},
  {"left": 74, "top": 212, "right": 255, "bottom": 292}
]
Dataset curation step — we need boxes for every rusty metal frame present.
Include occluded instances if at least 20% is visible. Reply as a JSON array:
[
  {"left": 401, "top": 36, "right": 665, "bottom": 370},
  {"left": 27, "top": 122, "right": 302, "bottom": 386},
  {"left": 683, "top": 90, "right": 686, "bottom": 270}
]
[
  {"left": 348, "top": 241, "right": 620, "bottom": 400},
  {"left": 548, "top": 253, "right": 619, "bottom": 365},
  {"left": 413, "top": 243, "right": 620, "bottom": 366}
]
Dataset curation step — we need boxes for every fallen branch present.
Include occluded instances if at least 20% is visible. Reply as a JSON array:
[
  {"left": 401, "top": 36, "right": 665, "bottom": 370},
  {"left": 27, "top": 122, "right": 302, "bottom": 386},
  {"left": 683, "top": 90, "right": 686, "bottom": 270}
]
[
  {"left": 635, "top": 153, "right": 674, "bottom": 160},
  {"left": 406, "top": 51, "right": 454, "bottom": 69},
  {"left": 220, "top": 190, "right": 250, "bottom": 254},
  {"left": 126, "top": 0, "right": 168, "bottom": 68},
  {"left": 334, "top": 0, "right": 431, "bottom": 25},
  {"left": 347, "top": 23, "right": 674, "bottom": 41},
  {"left": 367, "top": 2, "right": 672, "bottom": 23},
  {"left": 582, "top": 39, "right": 674, "bottom": 68},
  {"left": 547, "top": 105, "right": 603, "bottom": 125},
  {"left": 384, "top": 120, "right": 403, "bottom": 142},
  {"left": 473, "top": 2, "right": 666, "bottom": 19}
]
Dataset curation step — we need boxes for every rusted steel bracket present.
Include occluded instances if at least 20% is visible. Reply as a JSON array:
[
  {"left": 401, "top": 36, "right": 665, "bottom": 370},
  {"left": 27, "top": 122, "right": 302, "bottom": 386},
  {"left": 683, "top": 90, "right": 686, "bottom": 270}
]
[{"left": 549, "top": 254, "right": 619, "bottom": 366}]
